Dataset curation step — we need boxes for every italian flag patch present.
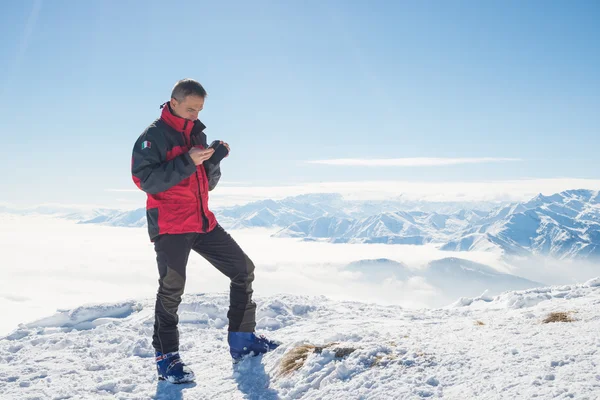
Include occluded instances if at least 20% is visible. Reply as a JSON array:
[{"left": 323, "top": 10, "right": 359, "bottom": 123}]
[{"left": 141, "top": 141, "right": 151, "bottom": 149}]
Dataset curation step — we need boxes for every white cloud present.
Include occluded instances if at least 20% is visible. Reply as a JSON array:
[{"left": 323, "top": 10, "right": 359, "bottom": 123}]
[
  {"left": 306, "top": 157, "right": 521, "bottom": 167},
  {"left": 206, "top": 178, "right": 600, "bottom": 207}
]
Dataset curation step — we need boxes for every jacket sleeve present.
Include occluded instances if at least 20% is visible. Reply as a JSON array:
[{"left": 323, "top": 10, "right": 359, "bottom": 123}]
[
  {"left": 131, "top": 128, "right": 197, "bottom": 194},
  {"left": 203, "top": 160, "right": 221, "bottom": 191}
]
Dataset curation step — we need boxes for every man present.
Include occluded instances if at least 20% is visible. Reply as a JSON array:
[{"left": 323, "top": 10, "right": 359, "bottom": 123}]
[{"left": 131, "top": 79, "right": 278, "bottom": 384}]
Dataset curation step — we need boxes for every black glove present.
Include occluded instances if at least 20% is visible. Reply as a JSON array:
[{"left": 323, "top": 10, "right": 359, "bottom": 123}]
[{"left": 208, "top": 140, "right": 229, "bottom": 164}]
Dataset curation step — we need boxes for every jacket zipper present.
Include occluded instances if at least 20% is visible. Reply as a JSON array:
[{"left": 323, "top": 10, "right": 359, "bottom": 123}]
[
  {"left": 195, "top": 173, "right": 209, "bottom": 232},
  {"left": 183, "top": 121, "right": 209, "bottom": 232}
]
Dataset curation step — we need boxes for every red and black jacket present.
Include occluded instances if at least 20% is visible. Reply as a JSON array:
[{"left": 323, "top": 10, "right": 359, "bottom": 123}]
[{"left": 131, "top": 102, "right": 220, "bottom": 241}]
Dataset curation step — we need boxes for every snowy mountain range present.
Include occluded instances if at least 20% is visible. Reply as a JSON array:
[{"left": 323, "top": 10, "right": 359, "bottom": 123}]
[
  {"left": 272, "top": 189, "right": 600, "bottom": 259},
  {"left": 440, "top": 189, "right": 600, "bottom": 259},
  {"left": 5, "top": 189, "right": 600, "bottom": 260},
  {"left": 1, "top": 278, "right": 598, "bottom": 399},
  {"left": 270, "top": 190, "right": 600, "bottom": 259},
  {"left": 255, "top": 189, "right": 600, "bottom": 259}
]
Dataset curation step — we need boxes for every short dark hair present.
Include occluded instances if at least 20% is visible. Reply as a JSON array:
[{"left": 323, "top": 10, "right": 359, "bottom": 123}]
[{"left": 171, "top": 79, "right": 207, "bottom": 100}]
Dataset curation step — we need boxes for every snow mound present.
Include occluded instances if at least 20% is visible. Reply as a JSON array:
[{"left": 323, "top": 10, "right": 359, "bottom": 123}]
[
  {"left": 452, "top": 280, "right": 600, "bottom": 310},
  {"left": 585, "top": 277, "right": 600, "bottom": 287},
  {"left": 25, "top": 301, "right": 142, "bottom": 330}
]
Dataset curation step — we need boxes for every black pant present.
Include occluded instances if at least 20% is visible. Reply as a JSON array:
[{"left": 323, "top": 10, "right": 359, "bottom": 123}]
[{"left": 152, "top": 224, "right": 256, "bottom": 354}]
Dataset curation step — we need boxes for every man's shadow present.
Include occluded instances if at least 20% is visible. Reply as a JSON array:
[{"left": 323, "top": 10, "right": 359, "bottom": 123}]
[
  {"left": 233, "top": 356, "right": 280, "bottom": 400},
  {"left": 150, "top": 357, "right": 280, "bottom": 400},
  {"left": 152, "top": 381, "right": 197, "bottom": 400}
]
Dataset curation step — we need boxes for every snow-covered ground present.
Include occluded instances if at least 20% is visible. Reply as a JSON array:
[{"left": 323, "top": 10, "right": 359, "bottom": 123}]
[{"left": 1, "top": 278, "right": 599, "bottom": 399}]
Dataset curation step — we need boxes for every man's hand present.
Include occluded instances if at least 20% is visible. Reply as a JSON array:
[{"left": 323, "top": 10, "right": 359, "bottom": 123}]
[{"left": 188, "top": 147, "right": 215, "bottom": 165}]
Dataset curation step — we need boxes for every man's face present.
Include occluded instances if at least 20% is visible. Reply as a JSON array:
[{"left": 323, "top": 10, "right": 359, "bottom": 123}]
[{"left": 170, "top": 95, "right": 204, "bottom": 121}]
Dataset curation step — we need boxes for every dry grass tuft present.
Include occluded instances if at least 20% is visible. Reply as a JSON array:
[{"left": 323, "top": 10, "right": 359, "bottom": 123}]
[
  {"left": 543, "top": 311, "right": 575, "bottom": 324},
  {"left": 279, "top": 343, "right": 357, "bottom": 376},
  {"left": 279, "top": 344, "right": 316, "bottom": 376}
]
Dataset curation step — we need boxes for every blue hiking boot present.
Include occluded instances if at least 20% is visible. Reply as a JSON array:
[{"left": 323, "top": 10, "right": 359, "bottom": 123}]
[
  {"left": 155, "top": 351, "right": 195, "bottom": 384},
  {"left": 228, "top": 332, "right": 281, "bottom": 363}
]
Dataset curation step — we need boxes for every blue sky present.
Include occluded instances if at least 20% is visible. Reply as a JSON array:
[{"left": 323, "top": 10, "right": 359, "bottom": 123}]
[{"left": 0, "top": 0, "right": 599, "bottom": 208}]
